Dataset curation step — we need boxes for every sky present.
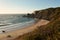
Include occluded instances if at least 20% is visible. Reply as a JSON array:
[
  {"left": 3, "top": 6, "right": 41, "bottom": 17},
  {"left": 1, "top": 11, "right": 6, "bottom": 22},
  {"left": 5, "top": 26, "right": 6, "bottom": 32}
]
[{"left": 0, "top": 0, "right": 60, "bottom": 14}]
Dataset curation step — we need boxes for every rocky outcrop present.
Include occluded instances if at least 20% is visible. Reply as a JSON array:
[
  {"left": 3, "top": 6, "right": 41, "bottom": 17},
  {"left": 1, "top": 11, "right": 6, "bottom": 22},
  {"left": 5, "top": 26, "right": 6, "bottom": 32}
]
[{"left": 25, "top": 7, "right": 60, "bottom": 21}]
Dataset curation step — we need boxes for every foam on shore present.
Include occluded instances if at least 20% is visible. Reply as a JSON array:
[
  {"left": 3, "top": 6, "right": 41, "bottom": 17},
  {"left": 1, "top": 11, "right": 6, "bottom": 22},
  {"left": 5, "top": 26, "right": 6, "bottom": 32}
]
[{"left": 0, "top": 20, "right": 35, "bottom": 33}]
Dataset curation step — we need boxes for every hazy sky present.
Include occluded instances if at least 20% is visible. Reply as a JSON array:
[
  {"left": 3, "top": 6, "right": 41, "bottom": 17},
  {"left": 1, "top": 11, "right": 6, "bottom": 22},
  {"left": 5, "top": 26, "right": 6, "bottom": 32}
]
[{"left": 0, "top": 0, "right": 60, "bottom": 14}]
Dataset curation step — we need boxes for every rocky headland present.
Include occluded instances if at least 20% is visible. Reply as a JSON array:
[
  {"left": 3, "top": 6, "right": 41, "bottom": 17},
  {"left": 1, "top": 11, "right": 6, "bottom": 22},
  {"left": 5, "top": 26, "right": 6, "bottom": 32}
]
[{"left": 14, "top": 7, "right": 60, "bottom": 40}]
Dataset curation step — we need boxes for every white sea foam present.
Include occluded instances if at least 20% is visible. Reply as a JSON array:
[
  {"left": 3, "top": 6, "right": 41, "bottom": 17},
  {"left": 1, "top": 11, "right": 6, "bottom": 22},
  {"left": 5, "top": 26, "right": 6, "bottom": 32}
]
[{"left": 0, "top": 20, "right": 35, "bottom": 33}]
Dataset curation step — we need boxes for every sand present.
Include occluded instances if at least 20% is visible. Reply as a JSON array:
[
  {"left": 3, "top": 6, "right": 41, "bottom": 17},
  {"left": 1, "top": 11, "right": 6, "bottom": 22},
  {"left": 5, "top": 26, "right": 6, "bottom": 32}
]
[{"left": 0, "top": 19, "right": 49, "bottom": 40}]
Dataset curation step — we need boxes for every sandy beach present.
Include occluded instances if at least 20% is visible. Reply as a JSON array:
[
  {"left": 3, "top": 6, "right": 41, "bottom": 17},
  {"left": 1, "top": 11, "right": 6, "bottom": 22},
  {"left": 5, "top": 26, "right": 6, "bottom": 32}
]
[{"left": 0, "top": 19, "right": 49, "bottom": 40}]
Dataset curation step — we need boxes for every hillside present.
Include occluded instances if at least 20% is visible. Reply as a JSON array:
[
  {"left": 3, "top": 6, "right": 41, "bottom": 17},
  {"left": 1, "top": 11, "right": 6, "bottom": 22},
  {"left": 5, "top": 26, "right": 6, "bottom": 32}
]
[
  {"left": 25, "top": 7, "right": 60, "bottom": 20},
  {"left": 14, "top": 7, "right": 60, "bottom": 40}
]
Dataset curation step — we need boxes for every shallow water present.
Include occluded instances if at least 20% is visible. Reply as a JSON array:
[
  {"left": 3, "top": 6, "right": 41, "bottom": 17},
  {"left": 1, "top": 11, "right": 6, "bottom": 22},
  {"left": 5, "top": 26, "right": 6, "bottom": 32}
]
[{"left": 0, "top": 14, "right": 35, "bottom": 33}]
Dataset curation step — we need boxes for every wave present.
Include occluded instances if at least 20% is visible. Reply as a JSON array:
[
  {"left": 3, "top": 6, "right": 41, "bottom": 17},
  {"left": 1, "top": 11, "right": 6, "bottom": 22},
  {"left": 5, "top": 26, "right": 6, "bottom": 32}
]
[{"left": 0, "top": 20, "right": 35, "bottom": 33}]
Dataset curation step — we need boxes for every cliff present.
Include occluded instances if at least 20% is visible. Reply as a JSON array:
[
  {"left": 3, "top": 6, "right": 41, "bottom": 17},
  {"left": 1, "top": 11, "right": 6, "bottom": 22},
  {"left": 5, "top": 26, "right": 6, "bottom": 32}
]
[
  {"left": 25, "top": 7, "right": 60, "bottom": 20},
  {"left": 14, "top": 7, "right": 60, "bottom": 40}
]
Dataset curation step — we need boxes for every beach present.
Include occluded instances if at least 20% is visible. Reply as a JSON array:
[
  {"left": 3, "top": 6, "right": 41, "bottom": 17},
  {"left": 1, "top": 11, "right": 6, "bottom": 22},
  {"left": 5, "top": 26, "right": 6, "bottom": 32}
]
[{"left": 0, "top": 19, "right": 49, "bottom": 40}]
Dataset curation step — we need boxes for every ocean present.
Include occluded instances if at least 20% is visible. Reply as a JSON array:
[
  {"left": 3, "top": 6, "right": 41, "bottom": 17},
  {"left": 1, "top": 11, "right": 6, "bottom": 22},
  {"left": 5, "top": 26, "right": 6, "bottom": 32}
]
[{"left": 0, "top": 14, "right": 35, "bottom": 33}]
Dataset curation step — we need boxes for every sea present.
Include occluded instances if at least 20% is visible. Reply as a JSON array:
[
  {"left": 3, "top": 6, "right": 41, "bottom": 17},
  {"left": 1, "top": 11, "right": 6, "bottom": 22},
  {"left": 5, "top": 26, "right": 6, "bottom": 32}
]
[{"left": 0, "top": 14, "right": 35, "bottom": 33}]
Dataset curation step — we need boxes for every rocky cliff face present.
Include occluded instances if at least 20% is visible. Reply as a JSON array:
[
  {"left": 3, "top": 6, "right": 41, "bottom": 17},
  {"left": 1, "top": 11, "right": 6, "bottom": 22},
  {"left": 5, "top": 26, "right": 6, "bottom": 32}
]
[{"left": 26, "top": 7, "right": 60, "bottom": 21}]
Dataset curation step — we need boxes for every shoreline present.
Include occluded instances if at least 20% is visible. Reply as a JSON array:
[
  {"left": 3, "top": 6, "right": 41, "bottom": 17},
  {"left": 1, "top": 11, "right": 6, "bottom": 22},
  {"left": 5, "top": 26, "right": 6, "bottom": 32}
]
[
  {"left": 0, "top": 20, "right": 35, "bottom": 34},
  {"left": 0, "top": 19, "right": 49, "bottom": 40}
]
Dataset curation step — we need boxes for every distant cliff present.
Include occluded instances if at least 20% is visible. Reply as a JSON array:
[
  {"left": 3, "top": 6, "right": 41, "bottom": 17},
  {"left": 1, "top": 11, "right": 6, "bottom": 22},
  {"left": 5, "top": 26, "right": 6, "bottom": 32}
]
[{"left": 25, "top": 7, "right": 60, "bottom": 21}]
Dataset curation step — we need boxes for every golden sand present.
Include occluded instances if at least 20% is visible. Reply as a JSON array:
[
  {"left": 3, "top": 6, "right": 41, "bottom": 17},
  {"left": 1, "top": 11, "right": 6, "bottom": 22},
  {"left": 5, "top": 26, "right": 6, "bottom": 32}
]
[{"left": 0, "top": 19, "right": 49, "bottom": 40}]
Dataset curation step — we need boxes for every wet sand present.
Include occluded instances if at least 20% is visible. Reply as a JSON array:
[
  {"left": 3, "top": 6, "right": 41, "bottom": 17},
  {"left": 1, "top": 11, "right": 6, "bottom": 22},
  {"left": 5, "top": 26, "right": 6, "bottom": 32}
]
[{"left": 0, "top": 19, "right": 49, "bottom": 40}]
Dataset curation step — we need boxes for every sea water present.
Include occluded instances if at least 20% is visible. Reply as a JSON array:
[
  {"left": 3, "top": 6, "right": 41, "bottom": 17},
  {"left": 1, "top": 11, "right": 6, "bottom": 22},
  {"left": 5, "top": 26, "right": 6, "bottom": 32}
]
[{"left": 0, "top": 14, "right": 35, "bottom": 33}]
